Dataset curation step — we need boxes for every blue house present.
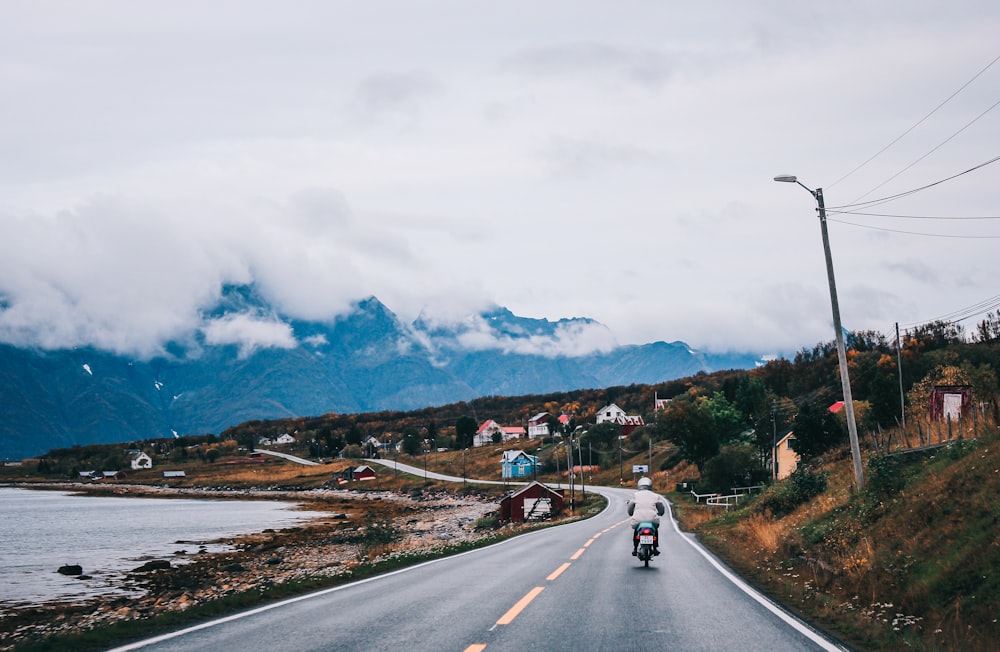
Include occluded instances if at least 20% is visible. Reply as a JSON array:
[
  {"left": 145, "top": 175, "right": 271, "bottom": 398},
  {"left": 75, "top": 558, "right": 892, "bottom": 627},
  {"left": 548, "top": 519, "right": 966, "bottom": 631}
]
[{"left": 501, "top": 450, "right": 538, "bottom": 479}]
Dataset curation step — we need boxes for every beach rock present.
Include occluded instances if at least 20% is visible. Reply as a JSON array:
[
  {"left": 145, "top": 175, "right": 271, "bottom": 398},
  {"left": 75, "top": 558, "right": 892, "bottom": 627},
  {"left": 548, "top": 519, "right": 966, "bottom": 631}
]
[
  {"left": 57, "top": 564, "right": 83, "bottom": 575},
  {"left": 134, "top": 560, "right": 172, "bottom": 572}
]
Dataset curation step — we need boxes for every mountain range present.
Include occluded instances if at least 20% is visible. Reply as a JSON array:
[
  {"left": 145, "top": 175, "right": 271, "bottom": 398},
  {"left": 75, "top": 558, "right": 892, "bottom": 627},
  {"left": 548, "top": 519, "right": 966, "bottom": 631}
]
[{"left": 0, "top": 285, "right": 765, "bottom": 459}]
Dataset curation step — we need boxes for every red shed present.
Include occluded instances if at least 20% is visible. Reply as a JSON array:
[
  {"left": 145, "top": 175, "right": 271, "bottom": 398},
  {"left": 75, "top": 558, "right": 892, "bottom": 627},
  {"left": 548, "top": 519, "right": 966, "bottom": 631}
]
[
  {"left": 499, "top": 481, "right": 564, "bottom": 522},
  {"left": 352, "top": 465, "right": 376, "bottom": 481}
]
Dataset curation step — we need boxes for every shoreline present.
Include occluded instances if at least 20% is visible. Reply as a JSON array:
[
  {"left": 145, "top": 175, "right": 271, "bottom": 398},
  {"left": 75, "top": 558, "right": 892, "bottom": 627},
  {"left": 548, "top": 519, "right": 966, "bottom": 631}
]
[{"left": 0, "top": 482, "right": 501, "bottom": 651}]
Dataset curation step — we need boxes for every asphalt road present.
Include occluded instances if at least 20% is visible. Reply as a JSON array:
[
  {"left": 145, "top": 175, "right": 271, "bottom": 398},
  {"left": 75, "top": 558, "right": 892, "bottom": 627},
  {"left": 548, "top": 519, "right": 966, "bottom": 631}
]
[{"left": 110, "top": 467, "right": 847, "bottom": 652}]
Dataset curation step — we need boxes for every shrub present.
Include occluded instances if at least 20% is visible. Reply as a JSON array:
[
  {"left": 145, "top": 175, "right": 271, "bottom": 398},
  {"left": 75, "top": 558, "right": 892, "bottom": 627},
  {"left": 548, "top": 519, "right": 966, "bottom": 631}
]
[
  {"left": 866, "top": 454, "right": 905, "bottom": 497},
  {"left": 359, "top": 515, "right": 399, "bottom": 555},
  {"left": 756, "top": 466, "right": 828, "bottom": 517},
  {"left": 701, "top": 444, "right": 766, "bottom": 494}
]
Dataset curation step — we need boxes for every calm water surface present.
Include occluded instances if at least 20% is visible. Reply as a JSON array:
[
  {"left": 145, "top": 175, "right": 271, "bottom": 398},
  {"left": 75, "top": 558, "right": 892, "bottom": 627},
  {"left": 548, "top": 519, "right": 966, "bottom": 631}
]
[{"left": 0, "top": 487, "right": 327, "bottom": 606}]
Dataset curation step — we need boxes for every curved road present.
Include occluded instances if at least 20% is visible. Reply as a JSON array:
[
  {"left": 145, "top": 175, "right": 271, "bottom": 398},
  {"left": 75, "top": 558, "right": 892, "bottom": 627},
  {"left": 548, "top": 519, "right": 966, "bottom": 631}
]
[{"left": 110, "top": 462, "right": 846, "bottom": 652}]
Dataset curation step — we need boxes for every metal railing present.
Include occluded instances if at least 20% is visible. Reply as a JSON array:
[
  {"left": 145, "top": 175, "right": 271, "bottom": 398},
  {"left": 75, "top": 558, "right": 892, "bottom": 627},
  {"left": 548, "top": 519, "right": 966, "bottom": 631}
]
[
  {"left": 689, "top": 490, "right": 719, "bottom": 503},
  {"left": 705, "top": 493, "right": 743, "bottom": 510}
]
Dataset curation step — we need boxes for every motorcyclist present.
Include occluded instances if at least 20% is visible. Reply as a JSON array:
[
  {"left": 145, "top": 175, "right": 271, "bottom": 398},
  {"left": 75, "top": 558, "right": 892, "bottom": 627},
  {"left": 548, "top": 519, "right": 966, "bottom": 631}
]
[{"left": 627, "top": 476, "right": 667, "bottom": 556}]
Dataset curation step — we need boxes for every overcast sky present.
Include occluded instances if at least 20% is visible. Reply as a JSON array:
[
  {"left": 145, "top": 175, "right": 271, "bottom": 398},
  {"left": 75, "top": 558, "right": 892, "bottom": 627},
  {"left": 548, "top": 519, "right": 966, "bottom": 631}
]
[{"left": 2, "top": 1, "right": 998, "bottom": 360}]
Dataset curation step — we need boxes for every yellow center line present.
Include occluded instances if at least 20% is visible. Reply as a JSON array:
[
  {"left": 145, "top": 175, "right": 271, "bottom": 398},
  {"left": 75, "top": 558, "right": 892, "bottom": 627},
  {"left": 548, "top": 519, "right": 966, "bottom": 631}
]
[
  {"left": 570, "top": 547, "right": 586, "bottom": 560},
  {"left": 496, "top": 586, "right": 545, "bottom": 625},
  {"left": 592, "top": 531, "right": 602, "bottom": 539},
  {"left": 464, "top": 646, "right": 487, "bottom": 652},
  {"left": 583, "top": 538, "right": 595, "bottom": 548},
  {"left": 547, "top": 562, "right": 571, "bottom": 581}
]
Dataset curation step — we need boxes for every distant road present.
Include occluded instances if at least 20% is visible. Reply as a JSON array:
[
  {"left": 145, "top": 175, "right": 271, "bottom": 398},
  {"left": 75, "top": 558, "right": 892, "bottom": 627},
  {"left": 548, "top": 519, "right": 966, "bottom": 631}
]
[
  {"left": 253, "top": 449, "right": 319, "bottom": 466},
  {"left": 365, "top": 457, "right": 520, "bottom": 485},
  {"left": 111, "top": 463, "right": 847, "bottom": 652}
]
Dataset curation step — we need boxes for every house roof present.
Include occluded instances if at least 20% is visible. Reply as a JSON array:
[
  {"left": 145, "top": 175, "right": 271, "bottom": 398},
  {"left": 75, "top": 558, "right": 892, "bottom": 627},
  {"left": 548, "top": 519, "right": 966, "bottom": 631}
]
[
  {"left": 509, "top": 480, "right": 561, "bottom": 499},
  {"left": 476, "top": 420, "right": 500, "bottom": 433},
  {"left": 353, "top": 465, "right": 374, "bottom": 473},
  {"left": 528, "top": 412, "right": 549, "bottom": 424},
  {"left": 829, "top": 401, "right": 845, "bottom": 413},
  {"left": 502, "top": 426, "right": 525, "bottom": 435},
  {"left": 775, "top": 431, "right": 797, "bottom": 447},
  {"left": 501, "top": 450, "right": 537, "bottom": 463}
]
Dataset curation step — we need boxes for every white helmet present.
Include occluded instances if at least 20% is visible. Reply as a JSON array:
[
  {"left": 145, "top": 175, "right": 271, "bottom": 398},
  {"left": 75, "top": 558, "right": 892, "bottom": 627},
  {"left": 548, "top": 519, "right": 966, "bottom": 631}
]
[{"left": 637, "top": 476, "right": 652, "bottom": 490}]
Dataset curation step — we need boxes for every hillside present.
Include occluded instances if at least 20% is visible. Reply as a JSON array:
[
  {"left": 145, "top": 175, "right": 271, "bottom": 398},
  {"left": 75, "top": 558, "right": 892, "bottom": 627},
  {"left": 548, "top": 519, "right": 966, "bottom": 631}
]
[{"left": 676, "top": 434, "right": 1000, "bottom": 651}]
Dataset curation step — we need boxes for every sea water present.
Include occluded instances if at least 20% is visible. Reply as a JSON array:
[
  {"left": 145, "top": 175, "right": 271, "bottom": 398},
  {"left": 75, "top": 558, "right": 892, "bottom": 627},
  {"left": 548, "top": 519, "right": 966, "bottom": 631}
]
[{"left": 0, "top": 486, "right": 326, "bottom": 606}]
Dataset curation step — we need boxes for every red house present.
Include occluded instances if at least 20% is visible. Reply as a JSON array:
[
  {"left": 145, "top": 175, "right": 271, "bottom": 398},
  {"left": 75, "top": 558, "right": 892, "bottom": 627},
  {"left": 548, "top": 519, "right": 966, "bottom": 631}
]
[
  {"left": 499, "top": 481, "right": 564, "bottom": 522},
  {"left": 352, "top": 465, "right": 376, "bottom": 481}
]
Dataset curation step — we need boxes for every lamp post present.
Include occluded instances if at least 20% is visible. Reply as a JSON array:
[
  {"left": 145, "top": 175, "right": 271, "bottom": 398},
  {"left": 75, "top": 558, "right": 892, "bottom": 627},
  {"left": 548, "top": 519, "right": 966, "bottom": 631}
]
[
  {"left": 774, "top": 175, "right": 865, "bottom": 491},
  {"left": 619, "top": 436, "right": 624, "bottom": 485},
  {"left": 568, "top": 427, "right": 578, "bottom": 513}
]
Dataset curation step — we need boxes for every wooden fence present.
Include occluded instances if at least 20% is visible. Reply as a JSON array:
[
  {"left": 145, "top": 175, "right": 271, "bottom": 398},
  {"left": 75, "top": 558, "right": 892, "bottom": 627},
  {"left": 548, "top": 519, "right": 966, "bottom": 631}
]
[{"left": 869, "top": 403, "right": 997, "bottom": 455}]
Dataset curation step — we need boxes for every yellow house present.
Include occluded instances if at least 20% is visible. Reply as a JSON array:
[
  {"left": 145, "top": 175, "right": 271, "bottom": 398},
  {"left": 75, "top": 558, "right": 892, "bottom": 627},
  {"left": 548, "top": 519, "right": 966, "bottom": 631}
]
[{"left": 774, "top": 432, "right": 799, "bottom": 480}]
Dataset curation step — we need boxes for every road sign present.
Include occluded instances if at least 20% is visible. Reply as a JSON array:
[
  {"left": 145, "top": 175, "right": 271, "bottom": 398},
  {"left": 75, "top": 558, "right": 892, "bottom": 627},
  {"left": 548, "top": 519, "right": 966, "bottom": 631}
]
[{"left": 632, "top": 464, "right": 648, "bottom": 474}]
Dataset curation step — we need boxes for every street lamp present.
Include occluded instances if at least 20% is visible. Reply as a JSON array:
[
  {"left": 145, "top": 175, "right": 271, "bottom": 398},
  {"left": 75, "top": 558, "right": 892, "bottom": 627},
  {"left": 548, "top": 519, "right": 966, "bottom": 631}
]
[{"left": 774, "top": 174, "right": 865, "bottom": 491}]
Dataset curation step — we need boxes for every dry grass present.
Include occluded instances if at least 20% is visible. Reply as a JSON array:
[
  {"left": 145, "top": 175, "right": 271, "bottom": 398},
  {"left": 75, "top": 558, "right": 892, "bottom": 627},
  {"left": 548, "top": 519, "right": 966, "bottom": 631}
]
[
  {"left": 682, "top": 423, "right": 1000, "bottom": 651},
  {"left": 738, "top": 513, "right": 783, "bottom": 554}
]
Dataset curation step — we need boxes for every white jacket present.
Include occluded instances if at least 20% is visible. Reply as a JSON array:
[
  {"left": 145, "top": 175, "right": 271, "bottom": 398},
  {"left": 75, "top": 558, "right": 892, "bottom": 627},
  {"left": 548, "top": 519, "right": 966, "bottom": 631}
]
[{"left": 626, "top": 488, "right": 667, "bottom": 527}]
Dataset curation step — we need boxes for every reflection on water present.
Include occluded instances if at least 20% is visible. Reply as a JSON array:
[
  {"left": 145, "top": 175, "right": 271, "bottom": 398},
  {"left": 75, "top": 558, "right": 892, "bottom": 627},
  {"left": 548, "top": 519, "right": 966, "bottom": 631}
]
[{"left": 0, "top": 487, "right": 326, "bottom": 606}]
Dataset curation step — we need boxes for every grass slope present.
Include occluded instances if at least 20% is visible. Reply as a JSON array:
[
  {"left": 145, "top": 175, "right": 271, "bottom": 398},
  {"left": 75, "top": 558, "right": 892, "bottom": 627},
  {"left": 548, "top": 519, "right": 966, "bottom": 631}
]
[{"left": 676, "top": 432, "right": 1000, "bottom": 650}]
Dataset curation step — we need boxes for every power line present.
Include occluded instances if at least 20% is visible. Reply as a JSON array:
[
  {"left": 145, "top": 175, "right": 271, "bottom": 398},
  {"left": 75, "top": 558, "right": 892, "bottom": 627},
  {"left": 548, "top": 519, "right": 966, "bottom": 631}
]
[
  {"left": 827, "top": 217, "right": 1000, "bottom": 238},
  {"left": 830, "top": 53, "right": 1000, "bottom": 190},
  {"left": 848, "top": 96, "right": 1000, "bottom": 204},
  {"left": 900, "top": 294, "right": 1000, "bottom": 328},
  {"left": 827, "top": 154, "right": 1000, "bottom": 211},
  {"left": 827, "top": 210, "right": 1000, "bottom": 220}
]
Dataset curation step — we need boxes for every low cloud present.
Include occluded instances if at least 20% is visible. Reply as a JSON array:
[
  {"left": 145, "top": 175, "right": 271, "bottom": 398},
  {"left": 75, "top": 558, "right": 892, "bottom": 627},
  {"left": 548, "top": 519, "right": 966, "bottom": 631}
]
[
  {"left": 201, "top": 314, "right": 297, "bottom": 359},
  {"left": 448, "top": 315, "right": 618, "bottom": 358}
]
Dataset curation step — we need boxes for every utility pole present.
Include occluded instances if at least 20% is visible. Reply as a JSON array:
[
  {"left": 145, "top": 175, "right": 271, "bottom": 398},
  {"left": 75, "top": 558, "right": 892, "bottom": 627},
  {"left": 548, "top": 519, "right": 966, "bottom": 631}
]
[
  {"left": 896, "top": 322, "right": 906, "bottom": 428},
  {"left": 771, "top": 400, "right": 777, "bottom": 481},
  {"left": 814, "top": 187, "right": 865, "bottom": 491},
  {"left": 567, "top": 430, "right": 575, "bottom": 512},
  {"left": 775, "top": 176, "right": 865, "bottom": 491},
  {"left": 619, "top": 438, "right": 623, "bottom": 485}
]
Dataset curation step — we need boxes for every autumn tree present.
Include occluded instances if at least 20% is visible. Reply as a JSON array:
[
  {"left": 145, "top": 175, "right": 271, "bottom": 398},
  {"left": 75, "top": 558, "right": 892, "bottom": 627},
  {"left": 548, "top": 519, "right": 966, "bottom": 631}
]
[
  {"left": 455, "top": 416, "right": 477, "bottom": 449},
  {"left": 657, "top": 397, "right": 718, "bottom": 473},
  {"left": 791, "top": 401, "right": 846, "bottom": 460}
]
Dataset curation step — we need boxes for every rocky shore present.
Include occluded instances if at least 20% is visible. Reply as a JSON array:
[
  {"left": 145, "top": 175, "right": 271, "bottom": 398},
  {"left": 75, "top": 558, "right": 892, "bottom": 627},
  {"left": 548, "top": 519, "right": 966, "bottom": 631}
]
[{"left": 0, "top": 484, "right": 500, "bottom": 651}]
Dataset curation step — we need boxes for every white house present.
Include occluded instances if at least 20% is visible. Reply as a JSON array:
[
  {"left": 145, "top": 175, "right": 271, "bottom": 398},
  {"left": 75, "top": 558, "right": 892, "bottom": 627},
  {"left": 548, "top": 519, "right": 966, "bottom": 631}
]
[
  {"left": 527, "top": 413, "right": 551, "bottom": 439},
  {"left": 473, "top": 420, "right": 526, "bottom": 447},
  {"left": 129, "top": 452, "right": 153, "bottom": 470},
  {"left": 595, "top": 404, "right": 627, "bottom": 424},
  {"left": 275, "top": 433, "right": 296, "bottom": 445}
]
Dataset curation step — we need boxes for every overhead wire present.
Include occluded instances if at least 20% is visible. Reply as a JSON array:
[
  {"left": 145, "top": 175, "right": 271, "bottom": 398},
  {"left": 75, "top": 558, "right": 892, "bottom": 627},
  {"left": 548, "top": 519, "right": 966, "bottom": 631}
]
[
  {"left": 826, "top": 217, "right": 1000, "bottom": 238},
  {"left": 827, "top": 211, "right": 1000, "bottom": 219},
  {"left": 899, "top": 294, "right": 1000, "bottom": 329},
  {"left": 847, "top": 97, "right": 1000, "bottom": 204},
  {"left": 829, "top": 53, "right": 1000, "bottom": 191},
  {"left": 826, "top": 154, "right": 1000, "bottom": 211}
]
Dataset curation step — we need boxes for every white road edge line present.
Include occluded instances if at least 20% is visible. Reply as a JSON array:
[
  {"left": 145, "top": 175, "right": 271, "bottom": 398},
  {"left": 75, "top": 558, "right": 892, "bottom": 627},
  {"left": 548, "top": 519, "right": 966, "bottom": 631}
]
[
  {"left": 665, "top": 502, "right": 848, "bottom": 652},
  {"left": 106, "top": 534, "right": 530, "bottom": 651}
]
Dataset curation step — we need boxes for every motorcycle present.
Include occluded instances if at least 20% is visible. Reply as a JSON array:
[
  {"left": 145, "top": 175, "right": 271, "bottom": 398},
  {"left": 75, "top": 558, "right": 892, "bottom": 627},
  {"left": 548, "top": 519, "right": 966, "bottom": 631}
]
[{"left": 633, "top": 521, "right": 658, "bottom": 567}]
